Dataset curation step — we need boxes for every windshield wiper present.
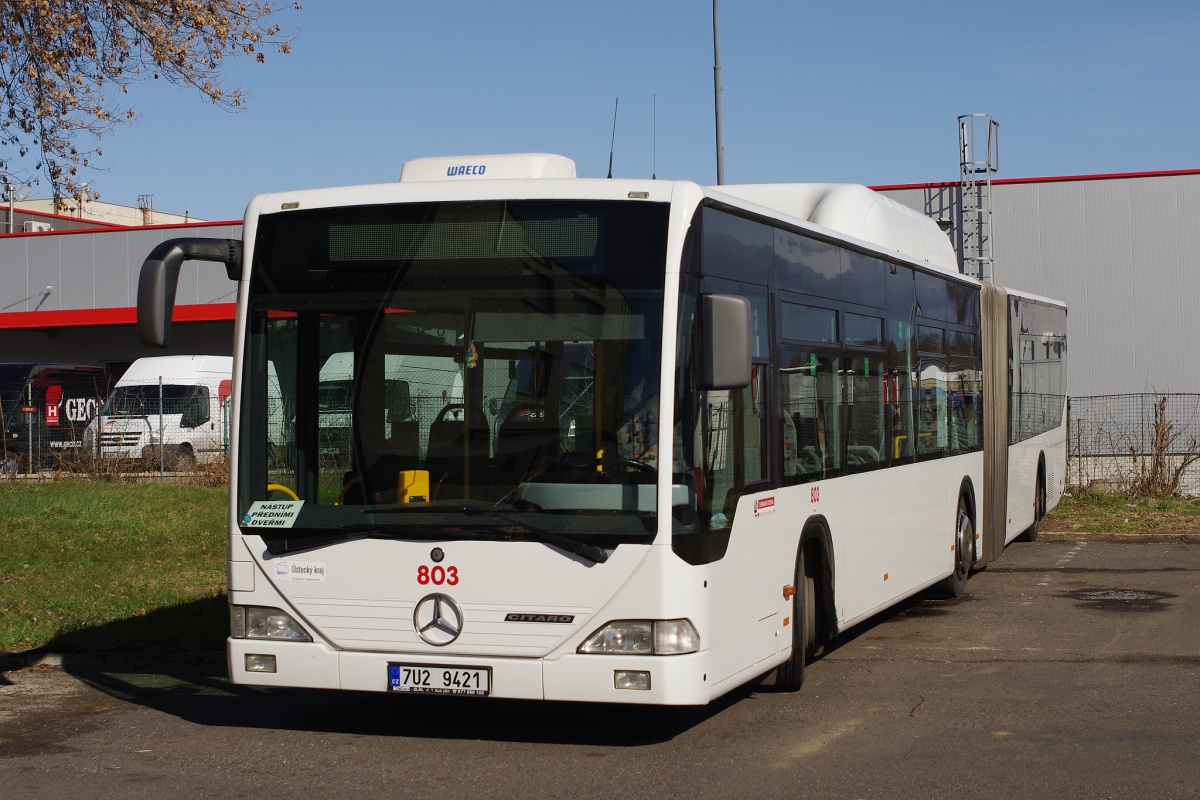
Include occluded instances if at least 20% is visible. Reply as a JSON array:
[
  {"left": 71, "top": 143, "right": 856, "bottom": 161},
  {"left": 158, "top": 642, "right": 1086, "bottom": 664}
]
[
  {"left": 366, "top": 502, "right": 608, "bottom": 564},
  {"left": 263, "top": 530, "right": 354, "bottom": 556},
  {"left": 261, "top": 524, "right": 468, "bottom": 556}
]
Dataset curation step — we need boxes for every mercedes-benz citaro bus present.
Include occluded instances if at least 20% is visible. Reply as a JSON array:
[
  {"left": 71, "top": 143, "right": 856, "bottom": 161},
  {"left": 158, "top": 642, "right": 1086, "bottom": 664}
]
[{"left": 136, "top": 153, "right": 1066, "bottom": 705}]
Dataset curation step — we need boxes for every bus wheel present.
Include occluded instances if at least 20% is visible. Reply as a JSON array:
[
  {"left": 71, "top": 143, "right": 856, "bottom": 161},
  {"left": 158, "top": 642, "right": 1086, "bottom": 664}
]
[
  {"left": 939, "top": 495, "right": 974, "bottom": 598},
  {"left": 1021, "top": 473, "right": 1045, "bottom": 542},
  {"left": 776, "top": 549, "right": 815, "bottom": 692},
  {"left": 803, "top": 562, "right": 817, "bottom": 653}
]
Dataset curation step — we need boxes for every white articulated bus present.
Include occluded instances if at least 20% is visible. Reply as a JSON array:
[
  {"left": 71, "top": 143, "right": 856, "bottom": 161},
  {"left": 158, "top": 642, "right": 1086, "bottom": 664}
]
[{"left": 136, "top": 153, "right": 1066, "bottom": 705}]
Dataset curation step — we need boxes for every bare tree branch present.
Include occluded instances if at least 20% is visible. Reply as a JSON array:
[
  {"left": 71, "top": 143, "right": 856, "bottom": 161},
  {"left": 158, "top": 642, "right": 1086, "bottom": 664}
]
[{"left": 0, "top": 0, "right": 299, "bottom": 199}]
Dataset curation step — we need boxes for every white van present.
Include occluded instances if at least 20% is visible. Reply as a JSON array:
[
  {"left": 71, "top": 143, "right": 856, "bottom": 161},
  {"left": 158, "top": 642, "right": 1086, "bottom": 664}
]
[{"left": 87, "top": 355, "right": 237, "bottom": 467}]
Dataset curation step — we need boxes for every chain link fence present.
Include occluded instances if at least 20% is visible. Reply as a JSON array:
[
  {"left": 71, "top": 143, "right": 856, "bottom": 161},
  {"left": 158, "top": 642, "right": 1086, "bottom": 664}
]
[
  {"left": 8, "top": 378, "right": 1200, "bottom": 497},
  {"left": 1, "top": 374, "right": 230, "bottom": 484},
  {"left": 1068, "top": 393, "right": 1200, "bottom": 496},
  {"left": 1, "top": 375, "right": 110, "bottom": 475}
]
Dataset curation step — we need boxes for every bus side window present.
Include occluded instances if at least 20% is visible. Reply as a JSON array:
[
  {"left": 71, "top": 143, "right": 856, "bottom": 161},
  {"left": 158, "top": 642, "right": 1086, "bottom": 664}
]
[
  {"left": 780, "top": 349, "right": 841, "bottom": 482},
  {"left": 947, "top": 331, "right": 982, "bottom": 454},
  {"left": 705, "top": 365, "right": 767, "bottom": 527},
  {"left": 846, "top": 356, "right": 884, "bottom": 472},
  {"left": 915, "top": 325, "right": 947, "bottom": 459},
  {"left": 743, "top": 291, "right": 770, "bottom": 485}
]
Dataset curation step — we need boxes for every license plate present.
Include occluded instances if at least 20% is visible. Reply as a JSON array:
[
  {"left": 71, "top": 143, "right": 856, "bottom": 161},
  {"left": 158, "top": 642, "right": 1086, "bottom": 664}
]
[{"left": 388, "top": 663, "right": 490, "bottom": 696}]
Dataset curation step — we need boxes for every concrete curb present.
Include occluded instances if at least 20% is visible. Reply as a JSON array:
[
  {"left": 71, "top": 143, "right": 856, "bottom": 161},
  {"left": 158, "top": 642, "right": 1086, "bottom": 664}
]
[{"left": 1041, "top": 530, "right": 1200, "bottom": 541}]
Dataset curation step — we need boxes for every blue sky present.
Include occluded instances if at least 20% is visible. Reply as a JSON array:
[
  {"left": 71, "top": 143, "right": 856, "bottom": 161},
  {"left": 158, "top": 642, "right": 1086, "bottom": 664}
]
[{"left": 58, "top": 0, "right": 1200, "bottom": 221}]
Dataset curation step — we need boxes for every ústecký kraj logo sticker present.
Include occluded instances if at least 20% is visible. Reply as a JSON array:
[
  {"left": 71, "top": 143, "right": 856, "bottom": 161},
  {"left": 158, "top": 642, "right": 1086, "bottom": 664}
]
[{"left": 273, "top": 560, "right": 327, "bottom": 582}]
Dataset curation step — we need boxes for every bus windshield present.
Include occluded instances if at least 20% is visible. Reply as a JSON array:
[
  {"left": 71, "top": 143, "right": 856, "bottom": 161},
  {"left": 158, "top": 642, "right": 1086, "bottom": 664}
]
[{"left": 241, "top": 199, "right": 671, "bottom": 551}]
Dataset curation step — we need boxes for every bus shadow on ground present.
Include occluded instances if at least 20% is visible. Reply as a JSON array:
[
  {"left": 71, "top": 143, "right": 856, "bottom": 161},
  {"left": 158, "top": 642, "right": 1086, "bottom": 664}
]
[
  {"left": 38, "top": 594, "right": 229, "bottom": 657},
  {"left": 69, "top": 665, "right": 752, "bottom": 746},
  {"left": 819, "top": 585, "right": 972, "bottom": 658},
  {"left": 47, "top": 584, "right": 968, "bottom": 745},
  {"left": 44, "top": 597, "right": 748, "bottom": 746},
  {"left": 42, "top": 582, "right": 978, "bottom": 745}
]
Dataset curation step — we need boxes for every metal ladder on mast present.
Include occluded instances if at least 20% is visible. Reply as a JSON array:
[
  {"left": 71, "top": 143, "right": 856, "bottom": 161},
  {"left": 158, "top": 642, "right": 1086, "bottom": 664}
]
[{"left": 958, "top": 114, "right": 999, "bottom": 280}]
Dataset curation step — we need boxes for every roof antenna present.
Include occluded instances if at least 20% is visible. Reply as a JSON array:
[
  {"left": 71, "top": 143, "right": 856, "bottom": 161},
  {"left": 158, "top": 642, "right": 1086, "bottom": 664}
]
[
  {"left": 652, "top": 95, "right": 657, "bottom": 180},
  {"left": 607, "top": 97, "right": 619, "bottom": 179},
  {"left": 713, "top": 0, "right": 725, "bottom": 185}
]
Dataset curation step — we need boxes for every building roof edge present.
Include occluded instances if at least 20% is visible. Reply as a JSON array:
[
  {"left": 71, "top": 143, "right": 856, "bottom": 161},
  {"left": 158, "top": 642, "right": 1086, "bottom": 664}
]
[{"left": 871, "top": 168, "right": 1200, "bottom": 192}]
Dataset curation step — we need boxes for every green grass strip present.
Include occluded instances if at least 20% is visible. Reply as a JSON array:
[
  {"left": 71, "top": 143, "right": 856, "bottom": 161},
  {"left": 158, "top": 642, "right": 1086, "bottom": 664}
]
[
  {"left": 3, "top": 480, "right": 1196, "bottom": 656},
  {"left": 1046, "top": 489, "right": 1200, "bottom": 533},
  {"left": 0, "top": 480, "right": 228, "bottom": 654}
]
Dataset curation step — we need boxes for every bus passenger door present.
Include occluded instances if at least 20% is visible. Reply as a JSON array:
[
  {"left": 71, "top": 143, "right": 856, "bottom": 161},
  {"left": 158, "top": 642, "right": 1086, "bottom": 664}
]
[{"left": 707, "top": 286, "right": 782, "bottom": 685}]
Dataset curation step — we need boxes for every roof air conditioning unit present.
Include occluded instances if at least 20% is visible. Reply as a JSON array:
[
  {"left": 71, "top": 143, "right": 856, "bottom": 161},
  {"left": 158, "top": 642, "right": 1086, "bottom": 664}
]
[
  {"left": 23, "top": 221, "right": 52, "bottom": 232},
  {"left": 399, "top": 153, "right": 577, "bottom": 182}
]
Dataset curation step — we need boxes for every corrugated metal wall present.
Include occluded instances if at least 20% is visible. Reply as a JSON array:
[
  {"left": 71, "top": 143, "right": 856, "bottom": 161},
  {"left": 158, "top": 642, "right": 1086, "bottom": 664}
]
[
  {"left": 3, "top": 174, "right": 1199, "bottom": 398},
  {"left": 879, "top": 174, "right": 1200, "bottom": 396},
  {"left": 0, "top": 222, "right": 241, "bottom": 315},
  {"left": 0, "top": 222, "right": 243, "bottom": 367}
]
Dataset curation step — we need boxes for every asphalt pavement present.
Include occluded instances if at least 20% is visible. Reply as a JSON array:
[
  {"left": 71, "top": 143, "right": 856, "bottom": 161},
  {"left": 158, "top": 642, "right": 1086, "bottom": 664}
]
[{"left": 2, "top": 535, "right": 1198, "bottom": 799}]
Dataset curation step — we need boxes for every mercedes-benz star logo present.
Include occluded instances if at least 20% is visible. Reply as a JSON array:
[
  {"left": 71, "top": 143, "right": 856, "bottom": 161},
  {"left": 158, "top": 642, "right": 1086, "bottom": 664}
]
[{"left": 413, "top": 593, "right": 464, "bottom": 647}]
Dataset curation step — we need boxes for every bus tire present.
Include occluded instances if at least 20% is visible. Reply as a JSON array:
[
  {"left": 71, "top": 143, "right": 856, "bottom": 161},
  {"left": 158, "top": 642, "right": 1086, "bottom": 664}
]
[
  {"left": 775, "top": 549, "right": 815, "bottom": 692},
  {"left": 1020, "top": 466, "right": 1045, "bottom": 542},
  {"left": 938, "top": 492, "right": 974, "bottom": 598}
]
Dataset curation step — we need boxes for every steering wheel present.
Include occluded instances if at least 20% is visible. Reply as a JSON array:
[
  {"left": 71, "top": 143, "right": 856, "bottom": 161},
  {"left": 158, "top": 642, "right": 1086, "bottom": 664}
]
[
  {"left": 433, "top": 402, "right": 467, "bottom": 425},
  {"left": 621, "top": 458, "right": 657, "bottom": 483},
  {"left": 266, "top": 483, "right": 298, "bottom": 500}
]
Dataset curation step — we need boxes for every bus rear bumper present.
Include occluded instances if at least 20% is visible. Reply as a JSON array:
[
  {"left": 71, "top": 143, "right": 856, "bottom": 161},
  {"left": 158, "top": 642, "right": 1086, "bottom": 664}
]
[{"left": 228, "top": 640, "right": 713, "bottom": 705}]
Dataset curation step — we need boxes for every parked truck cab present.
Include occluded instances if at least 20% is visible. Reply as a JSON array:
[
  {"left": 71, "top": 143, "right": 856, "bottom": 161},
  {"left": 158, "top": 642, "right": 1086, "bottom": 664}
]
[{"left": 0, "top": 362, "right": 110, "bottom": 472}]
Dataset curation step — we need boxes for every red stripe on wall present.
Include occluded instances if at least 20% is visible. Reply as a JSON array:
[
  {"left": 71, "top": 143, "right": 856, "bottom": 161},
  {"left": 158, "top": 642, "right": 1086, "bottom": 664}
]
[
  {"left": 0, "top": 303, "right": 236, "bottom": 329},
  {"left": 871, "top": 168, "right": 1200, "bottom": 193},
  {"left": 0, "top": 219, "right": 243, "bottom": 239}
]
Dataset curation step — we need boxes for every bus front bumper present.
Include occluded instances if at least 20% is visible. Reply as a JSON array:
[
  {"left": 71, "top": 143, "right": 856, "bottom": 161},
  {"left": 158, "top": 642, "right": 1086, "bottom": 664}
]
[{"left": 228, "top": 639, "right": 713, "bottom": 705}]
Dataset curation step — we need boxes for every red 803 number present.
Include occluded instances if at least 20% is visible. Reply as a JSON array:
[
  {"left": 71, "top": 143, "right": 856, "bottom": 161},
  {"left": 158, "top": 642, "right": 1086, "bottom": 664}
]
[{"left": 417, "top": 564, "right": 459, "bottom": 586}]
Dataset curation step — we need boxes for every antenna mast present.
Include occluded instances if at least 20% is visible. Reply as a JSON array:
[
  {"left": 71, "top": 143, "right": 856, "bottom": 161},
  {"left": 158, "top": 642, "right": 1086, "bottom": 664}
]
[
  {"left": 607, "top": 98, "right": 619, "bottom": 179},
  {"left": 712, "top": 0, "right": 725, "bottom": 185},
  {"left": 652, "top": 95, "right": 657, "bottom": 180}
]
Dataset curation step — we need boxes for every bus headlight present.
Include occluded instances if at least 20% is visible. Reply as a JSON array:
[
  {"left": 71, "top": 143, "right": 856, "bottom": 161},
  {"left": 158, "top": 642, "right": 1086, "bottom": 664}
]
[
  {"left": 231, "top": 606, "right": 312, "bottom": 642},
  {"left": 578, "top": 619, "right": 699, "bottom": 655}
]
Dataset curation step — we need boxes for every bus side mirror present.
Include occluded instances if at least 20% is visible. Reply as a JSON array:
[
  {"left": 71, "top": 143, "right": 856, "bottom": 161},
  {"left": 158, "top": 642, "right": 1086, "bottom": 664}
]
[
  {"left": 137, "top": 238, "right": 242, "bottom": 347},
  {"left": 701, "top": 294, "right": 752, "bottom": 390}
]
